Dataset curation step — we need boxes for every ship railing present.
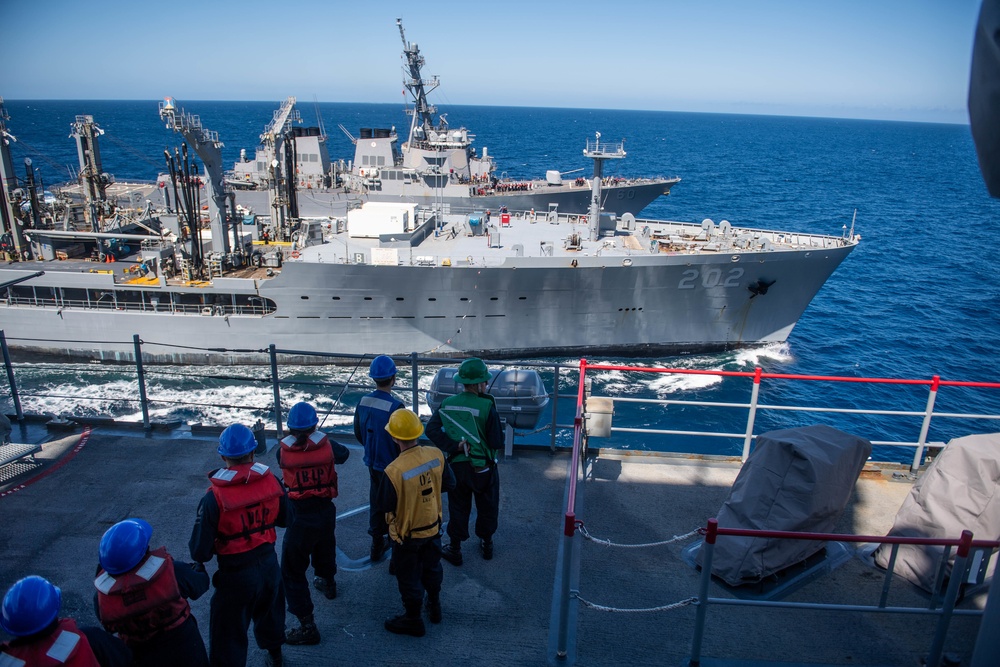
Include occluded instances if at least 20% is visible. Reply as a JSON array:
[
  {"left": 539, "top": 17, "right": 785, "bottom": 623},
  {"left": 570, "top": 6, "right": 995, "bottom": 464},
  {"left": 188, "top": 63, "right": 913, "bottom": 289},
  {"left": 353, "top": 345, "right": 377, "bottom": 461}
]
[
  {"left": 577, "top": 361, "right": 1000, "bottom": 475},
  {"left": 2, "top": 292, "right": 273, "bottom": 317},
  {"left": 552, "top": 359, "right": 1000, "bottom": 665},
  {"left": 685, "top": 521, "right": 998, "bottom": 667},
  {"left": 0, "top": 333, "right": 578, "bottom": 440}
]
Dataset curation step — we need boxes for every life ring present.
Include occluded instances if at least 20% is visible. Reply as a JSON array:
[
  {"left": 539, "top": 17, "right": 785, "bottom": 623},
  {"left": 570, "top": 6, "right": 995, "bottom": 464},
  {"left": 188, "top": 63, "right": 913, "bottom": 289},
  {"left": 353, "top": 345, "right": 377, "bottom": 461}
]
[{"left": 290, "top": 251, "right": 301, "bottom": 259}]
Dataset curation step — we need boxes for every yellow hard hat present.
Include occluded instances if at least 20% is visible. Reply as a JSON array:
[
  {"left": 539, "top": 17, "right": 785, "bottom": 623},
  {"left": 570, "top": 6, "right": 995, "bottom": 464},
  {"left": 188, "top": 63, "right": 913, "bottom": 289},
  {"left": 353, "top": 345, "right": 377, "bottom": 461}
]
[{"left": 385, "top": 409, "right": 424, "bottom": 441}]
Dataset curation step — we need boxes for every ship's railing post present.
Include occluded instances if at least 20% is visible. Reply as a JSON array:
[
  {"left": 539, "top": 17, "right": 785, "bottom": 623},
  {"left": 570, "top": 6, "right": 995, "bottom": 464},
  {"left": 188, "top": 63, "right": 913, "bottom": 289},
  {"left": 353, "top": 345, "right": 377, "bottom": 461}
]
[
  {"left": 925, "top": 530, "right": 973, "bottom": 667},
  {"left": 410, "top": 352, "right": 419, "bottom": 410},
  {"left": 553, "top": 359, "right": 588, "bottom": 662},
  {"left": 132, "top": 334, "right": 150, "bottom": 431},
  {"left": 270, "top": 344, "right": 283, "bottom": 439},
  {"left": 741, "top": 367, "right": 763, "bottom": 462},
  {"left": 971, "top": 564, "right": 1000, "bottom": 667},
  {"left": 688, "top": 518, "right": 716, "bottom": 666},
  {"left": 550, "top": 363, "right": 560, "bottom": 454},
  {"left": 911, "top": 375, "right": 940, "bottom": 476},
  {"left": 0, "top": 330, "right": 23, "bottom": 422}
]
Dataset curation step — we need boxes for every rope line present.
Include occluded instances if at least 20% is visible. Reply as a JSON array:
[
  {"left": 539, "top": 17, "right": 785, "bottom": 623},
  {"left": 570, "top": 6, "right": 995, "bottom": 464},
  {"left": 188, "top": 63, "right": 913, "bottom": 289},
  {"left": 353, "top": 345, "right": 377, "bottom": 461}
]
[
  {"left": 578, "top": 523, "right": 702, "bottom": 548},
  {"left": 575, "top": 594, "right": 698, "bottom": 613}
]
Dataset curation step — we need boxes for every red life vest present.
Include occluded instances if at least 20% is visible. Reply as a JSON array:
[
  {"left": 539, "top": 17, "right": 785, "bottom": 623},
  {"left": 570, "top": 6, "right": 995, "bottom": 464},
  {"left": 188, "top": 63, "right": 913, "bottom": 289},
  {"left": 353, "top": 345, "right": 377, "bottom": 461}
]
[
  {"left": 94, "top": 546, "right": 191, "bottom": 645},
  {"left": 208, "top": 462, "right": 283, "bottom": 555},
  {"left": 279, "top": 431, "right": 338, "bottom": 501},
  {"left": 0, "top": 618, "right": 100, "bottom": 666}
]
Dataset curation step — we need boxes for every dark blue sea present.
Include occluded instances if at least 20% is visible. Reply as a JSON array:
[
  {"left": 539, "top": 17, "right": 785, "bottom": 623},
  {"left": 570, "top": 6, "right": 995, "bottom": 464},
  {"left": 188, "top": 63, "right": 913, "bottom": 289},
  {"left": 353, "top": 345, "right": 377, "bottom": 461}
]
[{"left": 3, "top": 100, "right": 1000, "bottom": 461}]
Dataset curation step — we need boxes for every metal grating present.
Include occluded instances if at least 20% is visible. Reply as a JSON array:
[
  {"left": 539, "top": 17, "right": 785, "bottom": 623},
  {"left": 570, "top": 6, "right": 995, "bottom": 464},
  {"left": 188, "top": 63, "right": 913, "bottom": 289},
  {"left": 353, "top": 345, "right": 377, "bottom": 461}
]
[{"left": 0, "top": 459, "right": 41, "bottom": 484}]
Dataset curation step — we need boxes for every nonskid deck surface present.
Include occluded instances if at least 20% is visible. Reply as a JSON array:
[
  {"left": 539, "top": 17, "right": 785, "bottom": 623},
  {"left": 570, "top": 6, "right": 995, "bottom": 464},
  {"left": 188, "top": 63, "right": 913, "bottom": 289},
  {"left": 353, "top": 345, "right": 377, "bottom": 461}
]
[{"left": 0, "top": 427, "right": 982, "bottom": 666}]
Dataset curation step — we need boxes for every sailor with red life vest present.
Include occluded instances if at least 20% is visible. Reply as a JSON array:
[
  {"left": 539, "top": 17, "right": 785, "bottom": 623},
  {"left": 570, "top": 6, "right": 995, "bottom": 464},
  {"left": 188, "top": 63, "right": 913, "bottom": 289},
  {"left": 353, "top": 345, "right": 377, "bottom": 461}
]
[
  {"left": 1, "top": 575, "right": 132, "bottom": 666},
  {"left": 353, "top": 355, "right": 406, "bottom": 563},
  {"left": 93, "top": 518, "right": 210, "bottom": 667},
  {"left": 189, "top": 423, "right": 288, "bottom": 667},
  {"left": 275, "top": 402, "right": 350, "bottom": 646}
]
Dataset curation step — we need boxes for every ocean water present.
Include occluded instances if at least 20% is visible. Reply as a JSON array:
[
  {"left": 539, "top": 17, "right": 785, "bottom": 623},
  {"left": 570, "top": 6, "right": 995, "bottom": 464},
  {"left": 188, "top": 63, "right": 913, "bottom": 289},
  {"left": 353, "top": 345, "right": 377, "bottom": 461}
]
[{"left": 3, "top": 100, "right": 1000, "bottom": 460}]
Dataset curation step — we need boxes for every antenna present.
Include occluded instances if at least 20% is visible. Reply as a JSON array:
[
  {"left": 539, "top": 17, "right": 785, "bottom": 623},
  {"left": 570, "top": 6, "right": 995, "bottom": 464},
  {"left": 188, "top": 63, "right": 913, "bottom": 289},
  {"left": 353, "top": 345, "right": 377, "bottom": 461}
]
[
  {"left": 313, "top": 96, "right": 326, "bottom": 140},
  {"left": 849, "top": 209, "right": 857, "bottom": 239}
]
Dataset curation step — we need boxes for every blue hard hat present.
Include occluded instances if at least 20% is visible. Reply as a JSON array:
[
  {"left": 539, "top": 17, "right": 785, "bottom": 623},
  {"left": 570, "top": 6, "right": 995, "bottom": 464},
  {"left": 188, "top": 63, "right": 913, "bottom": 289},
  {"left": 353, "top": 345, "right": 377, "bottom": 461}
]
[
  {"left": 287, "top": 402, "right": 318, "bottom": 430},
  {"left": 218, "top": 423, "right": 257, "bottom": 457},
  {"left": 99, "top": 519, "right": 153, "bottom": 575},
  {"left": 1, "top": 575, "right": 61, "bottom": 637},
  {"left": 369, "top": 355, "right": 397, "bottom": 381}
]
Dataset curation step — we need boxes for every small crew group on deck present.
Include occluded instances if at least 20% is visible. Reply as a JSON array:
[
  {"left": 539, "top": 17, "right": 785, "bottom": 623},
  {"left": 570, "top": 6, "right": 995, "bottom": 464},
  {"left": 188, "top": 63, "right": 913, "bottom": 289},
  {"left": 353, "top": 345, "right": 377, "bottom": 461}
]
[{"left": 1, "top": 356, "right": 504, "bottom": 667}]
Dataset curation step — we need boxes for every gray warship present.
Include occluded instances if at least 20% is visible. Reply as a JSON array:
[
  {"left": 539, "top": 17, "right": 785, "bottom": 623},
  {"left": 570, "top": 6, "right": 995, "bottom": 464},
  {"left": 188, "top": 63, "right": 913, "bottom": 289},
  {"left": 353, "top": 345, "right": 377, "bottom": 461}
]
[
  {"left": 0, "top": 93, "right": 858, "bottom": 364},
  {"left": 226, "top": 19, "right": 680, "bottom": 218}
]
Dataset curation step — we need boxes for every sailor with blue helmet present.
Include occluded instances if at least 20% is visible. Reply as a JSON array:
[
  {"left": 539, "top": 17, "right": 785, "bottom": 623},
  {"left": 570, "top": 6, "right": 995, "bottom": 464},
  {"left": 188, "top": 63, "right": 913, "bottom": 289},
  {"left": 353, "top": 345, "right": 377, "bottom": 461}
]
[
  {"left": 2, "top": 574, "right": 131, "bottom": 666},
  {"left": 275, "top": 401, "right": 350, "bottom": 646},
  {"left": 189, "top": 423, "right": 288, "bottom": 667},
  {"left": 353, "top": 355, "right": 406, "bottom": 562},
  {"left": 94, "top": 518, "right": 209, "bottom": 667}
]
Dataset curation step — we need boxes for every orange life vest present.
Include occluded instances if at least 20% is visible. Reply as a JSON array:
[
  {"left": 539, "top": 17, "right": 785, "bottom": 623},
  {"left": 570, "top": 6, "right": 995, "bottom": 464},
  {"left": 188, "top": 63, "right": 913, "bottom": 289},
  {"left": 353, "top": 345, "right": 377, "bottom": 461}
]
[
  {"left": 0, "top": 618, "right": 100, "bottom": 666},
  {"left": 94, "top": 547, "right": 191, "bottom": 645},
  {"left": 208, "top": 462, "right": 283, "bottom": 555},
  {"left": 279, "top": 431, "right": 338, "bottom": 501}
]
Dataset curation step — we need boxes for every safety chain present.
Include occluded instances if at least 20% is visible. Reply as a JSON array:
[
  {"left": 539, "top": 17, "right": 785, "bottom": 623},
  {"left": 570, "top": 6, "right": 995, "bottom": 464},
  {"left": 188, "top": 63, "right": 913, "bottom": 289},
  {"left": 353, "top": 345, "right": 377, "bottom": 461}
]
[
  {"left": 577, "top": 522, "right": 702, "bottom": 548},
  {"left": 574, "top": 593, "right": 698, "bottom": 613}
]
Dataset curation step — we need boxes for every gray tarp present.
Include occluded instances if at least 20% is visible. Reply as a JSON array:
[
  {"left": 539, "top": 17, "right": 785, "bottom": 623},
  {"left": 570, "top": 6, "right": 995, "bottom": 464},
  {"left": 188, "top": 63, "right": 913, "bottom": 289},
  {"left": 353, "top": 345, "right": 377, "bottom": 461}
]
[
  {"left": 701, "top": 424, "right": 872, "bottom": 587},
  {"left": 874, "top": 433, "right": 1000, "bottom": 593}
]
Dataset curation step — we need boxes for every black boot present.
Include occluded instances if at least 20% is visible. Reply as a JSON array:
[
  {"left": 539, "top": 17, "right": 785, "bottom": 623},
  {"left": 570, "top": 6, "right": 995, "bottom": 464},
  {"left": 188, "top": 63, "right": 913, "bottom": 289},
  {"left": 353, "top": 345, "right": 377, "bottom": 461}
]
[
  {"left": 441, "top": 542, "right": 463, "bottom": 566},
  {"left": 264, "top": 648, "right": 283, "bottom": 667},
  {"left": 384, "top": 613, "right": 426, "bottom": 637},
  {"left": 286, "top": 613, "right": 320, "bottom": 645},
  {"left": 313, "top": 575, "right": 337, "bottom": 600},
  {"left": 481, "top": 538, "right": 494, "bottom": 560},
  {"left": 426, "top": 595, "right": 442, "bottom": 624}
]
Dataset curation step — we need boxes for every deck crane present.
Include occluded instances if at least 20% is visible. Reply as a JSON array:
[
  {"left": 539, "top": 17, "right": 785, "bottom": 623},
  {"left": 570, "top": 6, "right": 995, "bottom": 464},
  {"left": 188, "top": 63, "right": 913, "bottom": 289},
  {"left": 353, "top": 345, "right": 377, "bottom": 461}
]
[
  {"left": 0, "top": 97, "right": 28, "bottom": 260},
  {"left": 259, "top": 96, "right": 301, "bottom": 236},
  {"left": 159, "top": 97, "right": 239, "bottom": 258}
]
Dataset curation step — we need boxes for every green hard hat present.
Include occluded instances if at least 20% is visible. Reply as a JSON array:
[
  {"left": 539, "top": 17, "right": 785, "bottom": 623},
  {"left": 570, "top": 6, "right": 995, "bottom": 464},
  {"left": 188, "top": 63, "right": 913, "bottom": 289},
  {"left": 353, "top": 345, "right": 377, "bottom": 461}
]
[{"left": 456, "top": 358, "right": 491, "bottom": 384}]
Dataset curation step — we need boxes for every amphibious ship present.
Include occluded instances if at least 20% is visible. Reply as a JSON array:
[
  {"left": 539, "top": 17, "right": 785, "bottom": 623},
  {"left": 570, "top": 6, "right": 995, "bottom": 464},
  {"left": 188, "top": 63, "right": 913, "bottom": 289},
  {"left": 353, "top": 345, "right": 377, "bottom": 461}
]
[{"left": 226, "top": 19, "right": 680, "bottom": 218}]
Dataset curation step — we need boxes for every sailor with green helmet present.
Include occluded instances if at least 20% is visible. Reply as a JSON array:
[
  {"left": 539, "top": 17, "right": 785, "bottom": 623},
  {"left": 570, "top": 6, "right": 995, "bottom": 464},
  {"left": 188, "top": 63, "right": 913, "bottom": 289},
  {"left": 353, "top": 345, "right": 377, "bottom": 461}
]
[{"left": 425, "top": 357, "right": 504, "bottom": 565}]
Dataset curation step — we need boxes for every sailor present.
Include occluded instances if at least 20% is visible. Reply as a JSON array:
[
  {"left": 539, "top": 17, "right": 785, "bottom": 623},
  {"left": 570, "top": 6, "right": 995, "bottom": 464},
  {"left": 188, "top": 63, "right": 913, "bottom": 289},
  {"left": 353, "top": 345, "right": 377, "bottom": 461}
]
[
  {"left": 1, "top": 575, "right": 132, "bottom": 666},
  {"left": 374, "top": 410, "right": 455, "bottom": 636},
  {"left": 353, "top": 355, "right": 406, "bottom": 562},
  {"left": 275, "top": 402, "right": 350, "bottom": 645},
  {"left": 94, "top": 518, "right": 209, "bottom": 667},
  {"left": 425, "top": 357, "right": 504, "bottom": 565},
  {"left": 189, "top": 423, "right": 287, "bottom": 667}
]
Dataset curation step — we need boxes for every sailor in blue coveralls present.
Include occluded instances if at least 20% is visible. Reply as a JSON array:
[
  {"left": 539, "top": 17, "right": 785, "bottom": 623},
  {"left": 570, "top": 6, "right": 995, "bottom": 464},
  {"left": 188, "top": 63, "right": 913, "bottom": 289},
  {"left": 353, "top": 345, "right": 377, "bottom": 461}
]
[
  {"left": 189, "top": 423, "right": 288, "bottom": 667},
  {"left": 353, "top": 355, "right": 405, "bottom": 562}
]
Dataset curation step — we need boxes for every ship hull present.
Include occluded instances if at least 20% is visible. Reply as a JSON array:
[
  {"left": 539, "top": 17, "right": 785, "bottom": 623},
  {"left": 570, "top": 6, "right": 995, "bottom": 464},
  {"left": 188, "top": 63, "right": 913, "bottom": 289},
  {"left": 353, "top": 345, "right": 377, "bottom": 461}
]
[
  {"left": 230, "top": 179, "right": 676, "bottom": 219},
  {"left": 0, "top": 243, "right": 853, "bottom": 365}
]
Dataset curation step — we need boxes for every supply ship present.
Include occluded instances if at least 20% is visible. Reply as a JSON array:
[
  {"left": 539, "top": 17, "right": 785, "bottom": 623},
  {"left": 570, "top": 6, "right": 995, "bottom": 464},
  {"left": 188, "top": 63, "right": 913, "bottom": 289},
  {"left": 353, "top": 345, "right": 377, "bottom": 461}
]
[{"left": 0, "top": 88, "right": 858, "bottom": 364}]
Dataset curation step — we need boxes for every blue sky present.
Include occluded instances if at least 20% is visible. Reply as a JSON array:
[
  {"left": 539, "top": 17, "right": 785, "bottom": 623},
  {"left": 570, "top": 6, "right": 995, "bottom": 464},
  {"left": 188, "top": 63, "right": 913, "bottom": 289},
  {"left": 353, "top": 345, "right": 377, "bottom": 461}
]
[{"left": 2, "top": 0, "right": 982, "bottom": 123}]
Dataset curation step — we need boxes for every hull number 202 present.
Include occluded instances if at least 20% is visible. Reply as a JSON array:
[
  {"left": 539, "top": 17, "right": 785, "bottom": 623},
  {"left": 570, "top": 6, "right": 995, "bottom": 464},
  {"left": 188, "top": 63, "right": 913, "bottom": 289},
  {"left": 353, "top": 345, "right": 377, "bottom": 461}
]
[{"left": 678, "top": 267, "right": 745, "bottom": 289}]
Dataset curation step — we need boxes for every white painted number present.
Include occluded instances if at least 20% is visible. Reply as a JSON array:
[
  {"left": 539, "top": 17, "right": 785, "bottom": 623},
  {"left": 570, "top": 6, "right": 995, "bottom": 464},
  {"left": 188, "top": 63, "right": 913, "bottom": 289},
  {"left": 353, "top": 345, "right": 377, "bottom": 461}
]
[{"left": 678, "top": 267, "right": 744, "bottom": 289}]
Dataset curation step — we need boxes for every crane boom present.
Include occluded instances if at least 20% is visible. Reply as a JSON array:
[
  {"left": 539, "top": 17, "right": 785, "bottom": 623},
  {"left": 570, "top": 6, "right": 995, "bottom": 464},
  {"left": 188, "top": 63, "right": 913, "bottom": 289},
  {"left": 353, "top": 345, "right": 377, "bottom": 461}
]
[{"left": 159, "top": 97, "right": 235, "bottom": 256}]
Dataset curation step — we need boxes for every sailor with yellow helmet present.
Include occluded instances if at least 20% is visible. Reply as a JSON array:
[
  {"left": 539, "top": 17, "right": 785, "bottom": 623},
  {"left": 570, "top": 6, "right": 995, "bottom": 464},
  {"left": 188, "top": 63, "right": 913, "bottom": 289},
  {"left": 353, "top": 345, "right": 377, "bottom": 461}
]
[{"left": 375, "top": 409, "right": 456, "bottom": 637}]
